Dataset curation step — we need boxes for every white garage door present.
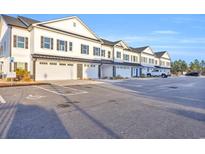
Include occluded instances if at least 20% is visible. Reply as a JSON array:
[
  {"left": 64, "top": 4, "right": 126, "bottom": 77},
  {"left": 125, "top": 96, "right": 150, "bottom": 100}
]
[{"left": 35, "top": 61, "right": 74, "bottom": 81}]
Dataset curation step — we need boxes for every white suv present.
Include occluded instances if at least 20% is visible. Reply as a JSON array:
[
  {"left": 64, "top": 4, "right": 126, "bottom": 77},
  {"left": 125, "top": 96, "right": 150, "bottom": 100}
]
[{"left": 147, "top": 69, "right": 168, "bottom": 78}]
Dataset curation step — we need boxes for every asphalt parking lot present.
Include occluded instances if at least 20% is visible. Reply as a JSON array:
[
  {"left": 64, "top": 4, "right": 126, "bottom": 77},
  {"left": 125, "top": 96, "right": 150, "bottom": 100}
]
[{"left": 0, "top": 77, "right": 205, "bottom": 139}]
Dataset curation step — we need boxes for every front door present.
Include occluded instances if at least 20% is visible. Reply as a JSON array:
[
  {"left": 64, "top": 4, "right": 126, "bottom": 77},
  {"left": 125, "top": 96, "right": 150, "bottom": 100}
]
[
  {"left": 77, "top": 64, "right": 83, "bottom": 79},
  {"left": 136, "top": 68, "right": 138, "bottom": 77}
]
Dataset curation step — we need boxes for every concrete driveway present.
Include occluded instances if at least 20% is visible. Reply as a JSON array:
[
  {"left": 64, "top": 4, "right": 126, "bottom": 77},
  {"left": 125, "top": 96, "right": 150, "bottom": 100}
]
[{"left": 0, "top": 77, "right": 205, "bottom": 139}]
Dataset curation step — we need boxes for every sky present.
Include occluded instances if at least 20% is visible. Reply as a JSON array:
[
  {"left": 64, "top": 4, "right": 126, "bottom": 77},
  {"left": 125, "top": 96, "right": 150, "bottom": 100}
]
[{"left": 11, "top": 14, "right": 205, "bottom": 63}]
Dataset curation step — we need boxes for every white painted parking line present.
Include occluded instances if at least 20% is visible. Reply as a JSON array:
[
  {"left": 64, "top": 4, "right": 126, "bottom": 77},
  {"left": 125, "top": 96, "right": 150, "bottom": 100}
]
[
  {"left": 33, "top": 86, "right": 88, "bottom": 96},
  {"left": 0, "top": 95, "right": 6, "bottom": 104}
]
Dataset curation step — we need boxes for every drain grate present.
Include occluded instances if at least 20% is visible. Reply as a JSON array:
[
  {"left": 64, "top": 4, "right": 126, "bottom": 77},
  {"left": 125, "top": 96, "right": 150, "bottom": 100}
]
[
  {"left": 109, "top": 100, "right": 117, "bottom": 103},
  {"left": 57, "top": 104, "right": 70, "bottom": 108},
  {"left": 168, "top": 86, "right": 178, "bottom": 89}
]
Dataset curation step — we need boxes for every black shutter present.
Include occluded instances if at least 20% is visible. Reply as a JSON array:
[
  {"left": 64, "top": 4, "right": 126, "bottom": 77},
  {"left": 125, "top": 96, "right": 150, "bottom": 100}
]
[
  {"left": 57, "top": 39, "right": 59, "bottom": 50},
  {"left": 87, "top": 45, "right": 89, "bottom": 55},
  {"left": 51, "top": 38, "right": 53, "bottom": 49},
  {"left": 13, "top": 35, "right": 17, "bottom": 47},
  {"left": 65, "top": 41, "right": 67, "bottom": 51},
  {"left": 41, "top": 36, "right": 44, "bottom": 48},
  {"left": 25, "top": 37, "right": 28, "bottom": 49},
  {"left": 81, "top": 44, "right": 83, "bottom": 53}
]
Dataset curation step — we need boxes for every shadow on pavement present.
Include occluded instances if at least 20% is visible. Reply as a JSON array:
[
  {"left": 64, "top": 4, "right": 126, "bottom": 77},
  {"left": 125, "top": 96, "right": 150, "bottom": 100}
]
[
  {"left": 168, "top": 108, "right": 205, "bottom": 122},
  {"left": 48, "top": 84, "right": 122, "bottom": 139},
  {"left": 4, "top": 103, "right": 70, "bottom": 139}
]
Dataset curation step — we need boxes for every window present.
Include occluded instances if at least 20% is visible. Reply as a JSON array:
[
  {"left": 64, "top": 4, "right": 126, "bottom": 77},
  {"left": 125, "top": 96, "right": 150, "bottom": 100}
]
[
  {"left": 73, "top": 22, "right": 76, "bottom": 27},
  {"left": 67, "top": 64, "right": 73, "bottom": 66},
  {"left": 50, "top": 62, "right": 57, "bottom": 65},
  {"left": 39, "top": 62, "right": 48, "bottom": 65},
  {"left": 101, "top": 50, "right": 105, "bottom": 57},
  {"left": 42, "top": 37, "right": 53, "bottom": 49},
  {"left": 17, "top": 36, "right": 25, "bottom": 48},
  {"left": 166, "top": 62, "right": 170, "bottom": 66},
  {"left": 81, "top": 44, "right": 89, "bottom": 54},
  {"left": 69, "top": 42, "right": 73, "bottom": 51},
  {"left": 141, "top": 57, "right": 147, "bottom": 63},
  {"left": 133, "top": 56, "right": 136, "bottom": 62},
  {"left": 93, "top": 47, "right": 101, "bottom": 56},
  {"left": 123, "top": 54, "right": 129, "bottom": 61},
  {"left": 149, "top": 58, "right": 152, "bottom": 64},
  {"left": 59, "top": 63, "right": 66, "bottom": 66},
  {"left": 155, "top": 60, "right": 158, "bottom": 65},
  {"left": 57, "top": 40, "right": 67, "bottom": 51},
  {"left": 116, "top": 51, "right": 121, "bottom": 58},
  {"left": 108, "top": 51, "right": 111, "bottom": 58}
]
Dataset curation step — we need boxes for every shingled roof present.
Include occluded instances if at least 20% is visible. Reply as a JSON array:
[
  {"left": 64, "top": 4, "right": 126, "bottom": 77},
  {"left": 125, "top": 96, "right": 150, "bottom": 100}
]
[
  {"left": 130, "top": 46, "right": 149, "bottom": 53},
  {"left": 1, "top": 14, "right": 39, "bottom": 28},
  {"left": 17, "top": 16, "right": 39, "bottom": 26},
  {"left": 101, "top": 38, "right": 121, "bottom": 46},
  {"left": 1, "top": 14, "right": 27, "bottom": 28},
  {"left": 155, "top": 51, "right": 167, "bottom": 58}
]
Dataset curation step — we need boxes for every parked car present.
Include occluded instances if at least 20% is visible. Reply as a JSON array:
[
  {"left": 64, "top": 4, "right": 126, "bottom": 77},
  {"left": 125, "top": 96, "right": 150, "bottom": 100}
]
[
  {"left": 147, "top": 69, "right": 168, "bottom": 78},
  {"left": 185, "top": 72, "right": 200, "bottom": 76}
]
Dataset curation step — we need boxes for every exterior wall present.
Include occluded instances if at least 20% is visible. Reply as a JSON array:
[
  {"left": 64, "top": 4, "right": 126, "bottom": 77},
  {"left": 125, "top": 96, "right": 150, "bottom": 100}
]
[
  {"left": 101, "top": 45, "right": 113, "bottom": 60},
  {"left": 43, "top": 17, "right": 97, "bottom": 40},
  {"left": 11, "top": 27, "right": 31, "bottom": 72},
  {"left": 114, "top": 46, "right": 124, "bottom": 62},
  {"left": 32, "top": 27, "right": 102, "bottom": 60},
  {"left": 159, "top": 57, "right": 171, "bottom": 68},
  {"left": 0, "top": 18, "right": 11, "bottom": 58}
]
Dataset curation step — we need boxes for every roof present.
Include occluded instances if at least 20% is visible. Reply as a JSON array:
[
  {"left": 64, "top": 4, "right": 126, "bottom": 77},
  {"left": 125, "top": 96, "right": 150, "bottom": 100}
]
[
  {"left": 1, "top": 14, "right": 39, "bottom": 28},
  {"left": 101, "top": 38, "right": 121, "bottom": 46},
  {"left": 130, "top": 46, "right": 149, "bottom": 53},
  {"left": 17, "top": 16, "right": 39, "bottom": 26},
  {"left": 155, "top": 51, "right": 167, "bottom": 58},
  {"left": 1, "top": 14, "right": 27, "bottom": 28}
]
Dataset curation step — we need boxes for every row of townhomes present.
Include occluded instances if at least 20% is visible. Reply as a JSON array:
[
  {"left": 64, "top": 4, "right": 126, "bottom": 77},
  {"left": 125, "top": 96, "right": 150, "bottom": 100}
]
[{"left": 0, "top": 15, "right": 171, "bottom": 81}]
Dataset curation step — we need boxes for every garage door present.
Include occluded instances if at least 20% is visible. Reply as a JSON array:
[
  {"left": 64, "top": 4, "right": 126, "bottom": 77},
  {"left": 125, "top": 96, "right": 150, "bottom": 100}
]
[{"left": 35, "top": 61, "right": 74, "bottom": 81}]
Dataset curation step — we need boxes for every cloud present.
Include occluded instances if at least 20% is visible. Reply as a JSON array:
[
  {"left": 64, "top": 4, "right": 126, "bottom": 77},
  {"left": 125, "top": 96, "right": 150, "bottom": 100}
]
[{"left": 152, "top": 30, "right": 179, "bottom": 35}]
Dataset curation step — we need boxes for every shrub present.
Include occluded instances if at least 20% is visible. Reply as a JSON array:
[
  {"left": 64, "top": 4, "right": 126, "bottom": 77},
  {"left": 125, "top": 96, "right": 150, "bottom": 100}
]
[
  {"left": 140, "top": 74, "right": 146, "bottom": 78},
  {"left": 15, "top": 69, "right": 31, "bottom": 82}
]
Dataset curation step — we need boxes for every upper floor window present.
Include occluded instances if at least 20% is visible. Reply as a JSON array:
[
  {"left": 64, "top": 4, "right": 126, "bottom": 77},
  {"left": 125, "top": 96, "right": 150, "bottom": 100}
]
[
  {"left": 166, "top": 62, "right": 170, "bottom": 66},
  {"left": 81, "top": 44, "right": 89, "bottom": 55},
  {"left": 13, "top": 35, "right": 28, "bottom": 49},
  {"left": 155, "top": 60, "right": 158, "bottom": 65},
  {"left": 57, "top": 39, "right": 67, "bottom": 51},
  {"left": 93, "top": 47, "right": 101, "bottom": 56},
  {"left": 73, "top": 22, "right": 76, "bottom": 27},
  {"left": 108, "top": 51, "right": 111, "bottom": 58},
  {"left": 69, "top": 42, "right": 73, "bottom": 51},
  {"left": 123, "top": 54, "right": 129, "bottom": 61},
  {"left": 116, "top": 51, "right": 121, "bottom": 59},
  {"left": 101, "top": 50, "right": 105, "bottom": 57},
  {"left": 41, "top": 36, "right": 53, "bottom": 49},
  {"left": 133, "top": 56, "right": 136, "bottom": 62},
  {"left": 141, "top": 57, "right": 147, "bottom": 63}
]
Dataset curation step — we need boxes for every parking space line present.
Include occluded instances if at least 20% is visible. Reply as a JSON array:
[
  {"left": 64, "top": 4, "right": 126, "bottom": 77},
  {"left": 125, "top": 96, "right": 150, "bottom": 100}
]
[
  {"left": 33, "top": 86, "right": 88, "bottom": 96},
  {"left": 0, "top": 95, "right": 6, "bottom": 104}
]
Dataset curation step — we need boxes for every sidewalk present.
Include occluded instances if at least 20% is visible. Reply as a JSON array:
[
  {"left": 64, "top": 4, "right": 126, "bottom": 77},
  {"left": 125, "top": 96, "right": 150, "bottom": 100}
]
[
  {"left": 0, "top": 80, "right": 49, "bottom": 87},
  {"left": 47, "top": 79, "right": 104, "bottom": 86}
]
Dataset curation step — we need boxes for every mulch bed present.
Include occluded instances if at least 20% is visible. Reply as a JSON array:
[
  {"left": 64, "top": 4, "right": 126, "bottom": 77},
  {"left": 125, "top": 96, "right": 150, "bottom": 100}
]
[{"left": 0, "top": 82, "right": 50, "bottom": 88}]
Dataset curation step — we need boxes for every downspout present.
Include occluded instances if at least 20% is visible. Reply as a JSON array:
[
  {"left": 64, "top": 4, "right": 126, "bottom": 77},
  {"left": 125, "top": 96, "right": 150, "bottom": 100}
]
[{"left": 9, "top": 26, "right": 12, "bottom": 72}]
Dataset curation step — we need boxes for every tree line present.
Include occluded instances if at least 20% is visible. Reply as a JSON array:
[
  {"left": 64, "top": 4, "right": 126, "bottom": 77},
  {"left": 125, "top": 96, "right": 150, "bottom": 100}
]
[{"left": 171, "top": 59, "right": 205, "bottom": 75}]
